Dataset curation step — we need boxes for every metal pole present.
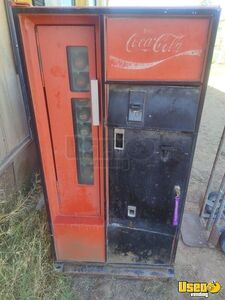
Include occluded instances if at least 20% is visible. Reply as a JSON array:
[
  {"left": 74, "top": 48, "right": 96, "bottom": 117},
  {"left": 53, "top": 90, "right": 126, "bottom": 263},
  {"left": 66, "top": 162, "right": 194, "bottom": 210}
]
[
  {"left": 200, "top": 126, "right": 225, "bottom": 218},
  {"left": 208, "top": 192, "right": 225, "bottom": 246},
  {"left": 206, "top": 174, "right": 225, "bottom": 230},
  {"left": 214, "top": 192, "right": 225, "bottom": 226}
]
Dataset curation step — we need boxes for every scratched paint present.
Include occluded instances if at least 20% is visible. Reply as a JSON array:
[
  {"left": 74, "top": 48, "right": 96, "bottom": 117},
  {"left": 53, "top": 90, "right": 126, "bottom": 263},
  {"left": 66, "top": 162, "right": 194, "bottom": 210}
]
[{"left": 110, "top": 50, "right": 202, "bottom": 70}]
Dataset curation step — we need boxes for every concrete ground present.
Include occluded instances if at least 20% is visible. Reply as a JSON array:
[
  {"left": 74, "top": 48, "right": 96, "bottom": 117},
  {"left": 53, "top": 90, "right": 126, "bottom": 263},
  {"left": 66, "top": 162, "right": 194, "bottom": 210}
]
[{"left": 72, "top": 64, "right": 225, "bottom": 300}]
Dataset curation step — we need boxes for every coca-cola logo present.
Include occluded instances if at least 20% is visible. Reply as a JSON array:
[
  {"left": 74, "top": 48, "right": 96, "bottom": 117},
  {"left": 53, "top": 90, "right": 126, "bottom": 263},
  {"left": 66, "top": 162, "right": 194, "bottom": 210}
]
[{"left": 126, "top": 29, "right": 184, "bottom": 54}]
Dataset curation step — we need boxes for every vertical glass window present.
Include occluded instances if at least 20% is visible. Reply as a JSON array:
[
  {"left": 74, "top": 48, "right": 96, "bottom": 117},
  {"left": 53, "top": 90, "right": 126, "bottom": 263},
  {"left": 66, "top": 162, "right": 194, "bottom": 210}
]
[
  {"left": 72, "top": 99, "right": 94, "bottom": 184},
  {"left": 67, "top": 47, "right": 90, "bottom": 92}
]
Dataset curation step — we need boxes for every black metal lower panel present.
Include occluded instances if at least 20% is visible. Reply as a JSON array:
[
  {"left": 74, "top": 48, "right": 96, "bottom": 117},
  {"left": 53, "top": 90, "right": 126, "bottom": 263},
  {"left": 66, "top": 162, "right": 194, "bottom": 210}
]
[
  {"left": 60, "top": 262, "right": 174, "bottom": 279},
  {"left": 108, "top": 130, "right": 193, "bottom": 224},
  {"left": 107, "top": 223, "right": 174, "bottom": 265},
  {"left": 108, "top": 129, "right": 193, "bottom": 265}
]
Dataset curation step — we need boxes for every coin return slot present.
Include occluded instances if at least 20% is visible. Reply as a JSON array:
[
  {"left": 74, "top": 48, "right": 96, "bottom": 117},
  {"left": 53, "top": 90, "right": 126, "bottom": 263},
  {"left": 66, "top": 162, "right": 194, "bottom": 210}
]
[
  {"left": 128, "top": 90, "right": 145, "bottom": 122},
  {"left": 114, "top": 128, "right": 124, "bottom": 150},
  {"left": 128, "top": 206, "right": 136, "bottom": 218},
  {"left": 128, "top": 104, "right": 143, "bottom": 122}
]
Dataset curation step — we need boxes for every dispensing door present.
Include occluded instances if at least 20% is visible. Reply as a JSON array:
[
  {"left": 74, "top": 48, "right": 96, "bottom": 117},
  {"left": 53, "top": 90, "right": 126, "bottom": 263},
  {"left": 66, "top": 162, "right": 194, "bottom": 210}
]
[
  {"left": 35, "top": 25, "right": 104, "bottom": 261},
  {"left": 37, "top": 26, "right": 100, "bottom": 215}
]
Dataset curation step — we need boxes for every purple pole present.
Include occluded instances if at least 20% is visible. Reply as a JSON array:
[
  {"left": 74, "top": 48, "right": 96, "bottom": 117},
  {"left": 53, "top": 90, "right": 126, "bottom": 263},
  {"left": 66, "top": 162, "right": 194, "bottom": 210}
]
[{"left": 173, "top": 195, "right": 180, "bottom": 226}]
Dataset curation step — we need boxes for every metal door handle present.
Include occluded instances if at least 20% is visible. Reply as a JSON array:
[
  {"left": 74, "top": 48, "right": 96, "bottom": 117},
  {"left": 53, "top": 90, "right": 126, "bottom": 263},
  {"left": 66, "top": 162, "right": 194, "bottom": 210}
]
[
  {"left": 173, "top": 185, "right": 181, "bottom": 226},
  {"left": 91, "top": 79, "right": 100, "bottom": 126}
]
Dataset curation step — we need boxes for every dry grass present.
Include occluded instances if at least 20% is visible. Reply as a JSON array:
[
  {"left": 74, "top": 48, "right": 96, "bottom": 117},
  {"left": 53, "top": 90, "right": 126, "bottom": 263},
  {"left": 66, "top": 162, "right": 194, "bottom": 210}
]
[{"left": 0, "top": 175, "right": 74, "bottom": 300}]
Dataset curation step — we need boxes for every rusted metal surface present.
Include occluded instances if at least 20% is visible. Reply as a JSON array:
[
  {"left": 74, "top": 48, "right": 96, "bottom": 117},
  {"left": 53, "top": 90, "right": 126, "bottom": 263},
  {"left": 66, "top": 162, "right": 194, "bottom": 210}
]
[{"left": 62, "top": 262, "right": 175, "bottom": 279}]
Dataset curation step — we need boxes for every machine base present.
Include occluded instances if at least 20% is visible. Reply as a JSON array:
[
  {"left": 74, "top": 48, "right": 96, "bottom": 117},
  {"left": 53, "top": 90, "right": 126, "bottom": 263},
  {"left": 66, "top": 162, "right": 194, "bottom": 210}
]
[{"left": 55, "top": 262, "right": 175, "bottom": 279}]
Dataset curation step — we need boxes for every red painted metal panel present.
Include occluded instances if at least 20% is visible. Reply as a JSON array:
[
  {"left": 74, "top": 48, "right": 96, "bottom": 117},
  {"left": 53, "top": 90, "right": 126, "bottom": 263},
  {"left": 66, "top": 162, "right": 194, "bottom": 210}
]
[
  {"left": 19, "top": 15, "right": 105, "bottom": 262},
  {"left": 106, "top": 17, "right": 211, "bottom": 81},
  {"left": 54, "top": 218, "right": 105, "bottom": 262},
  {"left": 37, "top": 26, "right": 101, "bottom": 217}
]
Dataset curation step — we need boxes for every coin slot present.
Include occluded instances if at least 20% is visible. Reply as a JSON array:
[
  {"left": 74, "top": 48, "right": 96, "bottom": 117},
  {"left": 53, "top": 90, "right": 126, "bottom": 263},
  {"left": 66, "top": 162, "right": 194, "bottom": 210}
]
[
  {"left": 128, "top": 206, "right": 136, "bottom": 218},
  {"left": 114, "top": 128, "right": 124, "bottom": 150},
  {"left": 128, "top": 104, "right": 143, "bottom": 122}
]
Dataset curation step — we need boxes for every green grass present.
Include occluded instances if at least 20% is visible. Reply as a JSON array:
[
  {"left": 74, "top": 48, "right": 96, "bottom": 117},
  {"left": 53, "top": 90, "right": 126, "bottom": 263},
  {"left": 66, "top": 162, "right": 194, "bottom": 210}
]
[{"left": 0, "top": 175, "right": 74, "bottom": 300}]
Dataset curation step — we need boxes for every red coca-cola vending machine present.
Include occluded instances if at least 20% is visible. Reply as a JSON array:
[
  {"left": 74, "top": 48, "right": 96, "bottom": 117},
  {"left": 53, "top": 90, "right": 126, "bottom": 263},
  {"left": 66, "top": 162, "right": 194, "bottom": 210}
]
[{"left": 8, "top": 2, "right": 219, "bottom": 278}]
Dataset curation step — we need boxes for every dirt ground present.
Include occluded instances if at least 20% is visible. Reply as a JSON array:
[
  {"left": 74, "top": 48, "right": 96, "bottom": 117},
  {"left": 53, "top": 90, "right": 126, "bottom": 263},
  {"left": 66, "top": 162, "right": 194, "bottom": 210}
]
[{"left": 72, "top": 64, "right": 225, "bottom": 300}]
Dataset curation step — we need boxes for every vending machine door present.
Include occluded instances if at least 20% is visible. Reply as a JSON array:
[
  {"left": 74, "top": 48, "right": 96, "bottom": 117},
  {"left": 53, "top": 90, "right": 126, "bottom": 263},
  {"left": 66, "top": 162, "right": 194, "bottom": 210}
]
[
  {"left": 37, "top": 26, "right": 101, "bottom": 216},
  {"left": 35, "top": 25, "right": 104, "bottom": 261},
  {"left": 107, "top": 85, "right": 200, "bottom": 265},
  {"left": 19, "top": 17, "right": 105, "bottom": 262}
]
